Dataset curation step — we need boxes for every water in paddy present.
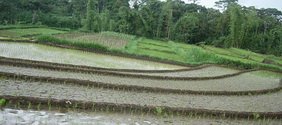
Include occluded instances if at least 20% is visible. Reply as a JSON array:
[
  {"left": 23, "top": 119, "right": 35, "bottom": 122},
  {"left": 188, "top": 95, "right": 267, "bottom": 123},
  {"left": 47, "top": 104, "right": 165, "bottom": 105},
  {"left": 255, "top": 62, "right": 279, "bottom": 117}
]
[
  {"left": 1, "top": 108, "right": 280, "bottom": 125},
  {"left": 0, "top": 42, "right": 183, "bottom": 70}
]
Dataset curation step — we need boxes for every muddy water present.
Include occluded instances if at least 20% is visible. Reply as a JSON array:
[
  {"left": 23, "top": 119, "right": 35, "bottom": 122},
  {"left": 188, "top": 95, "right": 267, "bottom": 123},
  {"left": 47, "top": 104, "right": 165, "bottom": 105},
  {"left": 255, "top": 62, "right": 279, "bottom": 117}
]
[
  {"left": 0, "top": 41, "right": 184, "bottom": 70},
  {"left": 0, "top": 65, "right": 279, "bottom": 92},
  {"left": 1, "top": 79, "right": 282, "bottom": 112},
  {"left": 1, "top": 108, "right": 280, "bottom": 125}
]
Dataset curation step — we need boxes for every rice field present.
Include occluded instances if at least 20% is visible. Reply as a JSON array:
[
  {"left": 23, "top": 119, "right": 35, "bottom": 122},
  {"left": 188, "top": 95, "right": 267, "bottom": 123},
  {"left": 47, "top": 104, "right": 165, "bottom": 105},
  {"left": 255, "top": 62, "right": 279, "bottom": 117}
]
[
  {"left": 0, "top": 28, "right": 66, "bottom": 38},
  {"left": 120, "top": 37, "right": 282, "bottom": 71},
  {"left": 0, "top": 65, "right": 280, "bottom": 92},
  {"left": 54, "top": 32, "right": 135, "bottom": 49},
  {"left": 0, "top": 27, "right": 282, "bottom": 124},
  {"left": 0, "top": 42, "right": 183, "bottom": 70}
]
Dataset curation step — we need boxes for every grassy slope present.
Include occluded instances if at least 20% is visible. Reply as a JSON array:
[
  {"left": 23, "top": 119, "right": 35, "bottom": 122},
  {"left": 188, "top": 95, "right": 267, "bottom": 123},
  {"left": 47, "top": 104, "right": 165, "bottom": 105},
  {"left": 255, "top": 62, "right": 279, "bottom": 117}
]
[
  {"left": 124, "top": 38, "right": 282, "bottom": 70},
  {"left": 0, "top": 26, "right": 281, "bottom": 71},
  {"left": 0, "top": 28, "right": 66, "bottom": 38}
]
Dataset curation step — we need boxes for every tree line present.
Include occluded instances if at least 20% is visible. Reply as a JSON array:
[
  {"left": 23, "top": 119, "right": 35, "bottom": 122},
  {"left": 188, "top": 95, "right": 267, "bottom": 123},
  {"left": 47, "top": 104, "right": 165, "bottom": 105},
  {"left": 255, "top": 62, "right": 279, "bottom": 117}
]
[{"left": 0, "top": 0, "right": 281, "bottom": 56}]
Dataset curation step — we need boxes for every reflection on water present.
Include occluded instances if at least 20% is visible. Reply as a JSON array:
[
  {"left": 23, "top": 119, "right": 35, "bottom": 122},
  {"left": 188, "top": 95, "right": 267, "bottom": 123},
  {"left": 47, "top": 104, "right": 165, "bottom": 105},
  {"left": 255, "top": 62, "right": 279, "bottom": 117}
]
[
  {"left": 1, "top": 108, "right": 280, "bottom": 125},
  {"left": 0, "top": 42, "right": 183, "bottom": 70},
  {"left": 0, "top": 108, "right": 158, "bottom": 125}
]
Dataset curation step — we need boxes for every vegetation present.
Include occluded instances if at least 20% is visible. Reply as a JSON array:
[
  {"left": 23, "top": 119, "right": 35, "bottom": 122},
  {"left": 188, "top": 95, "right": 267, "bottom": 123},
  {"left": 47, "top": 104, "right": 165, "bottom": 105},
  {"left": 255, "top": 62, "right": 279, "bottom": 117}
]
[
  {"left": 1, "top": 0, "right": 282, "bottom": 56},
  {"left": 37, "top": 35, "right": 108, "bottom": 52},
  {"left": 0, "top": 98, "right": 6, "bottom": 107},
  {"left": 0, "top": 1, "right": 281, "bottom": 123},
  {"left": 54, "top": 32, "right": 135, "bottom": 49},
  {"left": 0, "top": 28, "right": 66, "bottom": 38},
  {"left": 123, "top": 37, "right": 281, "bottom": 70},
  {"left": 0, "top": 25, "right": 280, "bottom": 71}
]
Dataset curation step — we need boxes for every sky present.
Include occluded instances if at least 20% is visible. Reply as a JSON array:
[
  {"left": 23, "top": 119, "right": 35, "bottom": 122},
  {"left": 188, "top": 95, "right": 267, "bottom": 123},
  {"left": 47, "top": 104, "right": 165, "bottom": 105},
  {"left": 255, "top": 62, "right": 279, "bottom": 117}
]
[{"left": 183, "top": 0, "right": 282, "bottom": 11}]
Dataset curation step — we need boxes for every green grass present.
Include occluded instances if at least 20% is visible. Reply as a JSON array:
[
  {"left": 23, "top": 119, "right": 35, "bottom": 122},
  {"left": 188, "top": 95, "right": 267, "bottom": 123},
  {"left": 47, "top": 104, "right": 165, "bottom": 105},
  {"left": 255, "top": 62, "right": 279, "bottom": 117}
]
[
  {"left": 0, "top": 28, "right": 66, "bottom": 38},
  {"left": 0, "top": 24, "right": 43, "bottom": 30},
  {"left": 124, "top": 38, "right": 219, "bottom": 65},
  {"left": 137, "top": 43, "right": 175, "bottom": 53},
  {"left": 123, "top": 37, "right": 282, "bottom": 71},
  {"left": 100, "top": 31, "right": 136, "bottom": 41}
]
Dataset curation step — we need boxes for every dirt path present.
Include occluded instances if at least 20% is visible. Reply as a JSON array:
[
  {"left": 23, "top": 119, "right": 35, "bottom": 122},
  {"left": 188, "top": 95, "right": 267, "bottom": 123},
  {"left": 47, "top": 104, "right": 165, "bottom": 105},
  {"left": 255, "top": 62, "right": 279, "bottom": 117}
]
[
  {"left": 0, "top": 65, "right": 279, "bottom": 92},
  {"left": 1, "top": 78, "right": 282, "bottom": 113}
]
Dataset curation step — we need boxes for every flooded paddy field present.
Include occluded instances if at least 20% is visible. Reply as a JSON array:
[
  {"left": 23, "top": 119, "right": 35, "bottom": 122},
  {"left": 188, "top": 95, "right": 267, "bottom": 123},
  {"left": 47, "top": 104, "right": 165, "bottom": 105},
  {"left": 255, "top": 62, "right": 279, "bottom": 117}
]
[
  {"left": 1, "top": 108, "right": 281, "bottom": 125},
  {"left": 0, "top": 78, "right": 282, "bottom": 112},
  {"left": 0, "top": 65, "right": 280, "bottom": 92},
  {"left": 0, "top": 41, "right": 183, "bottom": 70},
  {"left": 0, "top": 41, "right": 281, "bottom": 124}
]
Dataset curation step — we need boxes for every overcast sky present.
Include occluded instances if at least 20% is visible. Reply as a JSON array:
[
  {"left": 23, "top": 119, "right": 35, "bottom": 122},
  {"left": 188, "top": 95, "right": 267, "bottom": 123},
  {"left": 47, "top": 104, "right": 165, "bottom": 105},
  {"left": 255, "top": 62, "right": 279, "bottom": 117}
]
[{"left": 183, "top": 0, "right": 282, "bottom": 11}]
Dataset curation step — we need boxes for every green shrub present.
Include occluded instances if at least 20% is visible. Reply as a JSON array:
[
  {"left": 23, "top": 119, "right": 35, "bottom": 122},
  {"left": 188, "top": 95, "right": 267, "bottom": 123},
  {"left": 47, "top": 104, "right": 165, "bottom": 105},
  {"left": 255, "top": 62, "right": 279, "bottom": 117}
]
[{"left": 0, "top": 98, "right": 6, "bottom": 107}]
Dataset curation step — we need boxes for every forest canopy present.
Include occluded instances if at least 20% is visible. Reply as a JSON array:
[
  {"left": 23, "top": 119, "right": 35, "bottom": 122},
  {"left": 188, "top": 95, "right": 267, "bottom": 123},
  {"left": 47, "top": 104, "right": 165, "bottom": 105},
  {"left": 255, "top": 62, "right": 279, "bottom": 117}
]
[{"left": 1, "top": 0, "right": 281, "bottom": 56}]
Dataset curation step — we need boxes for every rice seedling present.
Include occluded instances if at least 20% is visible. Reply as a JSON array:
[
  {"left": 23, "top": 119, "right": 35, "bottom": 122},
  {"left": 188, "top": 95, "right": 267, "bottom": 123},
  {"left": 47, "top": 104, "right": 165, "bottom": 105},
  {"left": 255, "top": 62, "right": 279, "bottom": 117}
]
[
  {"left": 28, "top": 102, "right": 32, "bottom": 109},
  {"left": 37, "top": 103, "right": 41, "bottom": 110},
  {"left": 0, "top": 28, "right": 66, "bottom": 38},
  {"left": 154, "top": 107, "right": 163, "bottom": 116},
  {"left": 53, "top": 32, "right": 133, "bottom": 49}
]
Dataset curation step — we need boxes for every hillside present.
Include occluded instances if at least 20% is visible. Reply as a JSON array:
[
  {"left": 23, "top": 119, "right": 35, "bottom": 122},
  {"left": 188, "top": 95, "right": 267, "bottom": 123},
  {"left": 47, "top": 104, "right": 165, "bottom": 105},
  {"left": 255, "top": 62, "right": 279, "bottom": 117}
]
[{"left": 0, "top": 26, "right": 281, "bottom": 72}]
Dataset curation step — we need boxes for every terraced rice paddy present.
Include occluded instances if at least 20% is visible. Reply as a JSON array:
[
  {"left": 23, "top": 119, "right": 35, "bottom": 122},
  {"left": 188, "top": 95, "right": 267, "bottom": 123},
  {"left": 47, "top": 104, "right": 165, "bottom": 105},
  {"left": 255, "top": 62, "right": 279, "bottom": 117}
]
[
  {"left": 54, "top": 32, "right": 132, "bottom": 49},
  {"left": 1, "top": 78, "right": 282, "bottom": 112},
  {"left": 0, "top": 65, "right": 280, "bottom": 92},
  {"left": 0, "top": 41, "right": 281, "bottom": 124},
  {"left": 0, "top": 41, "right": 183, "bottom": 70},
  {"left": 0, "top": 28, "right": 66, "bottom": 38}
]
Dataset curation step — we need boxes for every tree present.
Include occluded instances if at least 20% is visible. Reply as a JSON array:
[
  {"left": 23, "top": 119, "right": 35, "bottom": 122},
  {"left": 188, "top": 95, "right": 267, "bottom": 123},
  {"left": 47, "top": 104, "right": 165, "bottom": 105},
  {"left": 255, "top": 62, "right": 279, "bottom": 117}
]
[
  {"left": 157, "top": 0, "right": 173, "bottom": 39},
  {"left": 85, "top": 0, "right": 96, "bottom": 31},
  {"left": 228, "top": 3, "right": 244, "bottom": 48},
  {"left": 173, "top": 13, "right": 199, "bottom": 43}
]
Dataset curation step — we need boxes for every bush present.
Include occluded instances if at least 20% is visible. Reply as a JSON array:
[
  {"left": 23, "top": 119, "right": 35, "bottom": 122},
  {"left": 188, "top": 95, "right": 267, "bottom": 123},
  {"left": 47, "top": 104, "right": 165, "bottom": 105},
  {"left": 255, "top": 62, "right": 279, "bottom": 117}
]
[{"left": 212, "top": 36, "right": 229, "bottom": 48}]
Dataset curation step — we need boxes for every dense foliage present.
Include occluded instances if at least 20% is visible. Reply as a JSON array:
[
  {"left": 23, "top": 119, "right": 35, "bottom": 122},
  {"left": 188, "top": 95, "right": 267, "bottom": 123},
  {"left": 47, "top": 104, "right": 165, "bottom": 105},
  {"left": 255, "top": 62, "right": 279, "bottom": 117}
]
[{"left": 0, "top": 0, "right": 281, "bottom": 56}]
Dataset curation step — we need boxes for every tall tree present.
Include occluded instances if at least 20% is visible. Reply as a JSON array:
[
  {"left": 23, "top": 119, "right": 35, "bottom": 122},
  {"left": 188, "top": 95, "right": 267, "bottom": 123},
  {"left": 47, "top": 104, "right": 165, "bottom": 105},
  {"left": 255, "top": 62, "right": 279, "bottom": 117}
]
[
  {"left": 173, "top": 13, "right": 199, "bottom": 43},
  {"left": 157, "top": 0, "right": 173, "bottom": 39},
  {"left": 228, "top": 3, "right": 244, "bottom": 48},
  {"left": 85, "top": 0, "right": 96, "bottom": 31}
]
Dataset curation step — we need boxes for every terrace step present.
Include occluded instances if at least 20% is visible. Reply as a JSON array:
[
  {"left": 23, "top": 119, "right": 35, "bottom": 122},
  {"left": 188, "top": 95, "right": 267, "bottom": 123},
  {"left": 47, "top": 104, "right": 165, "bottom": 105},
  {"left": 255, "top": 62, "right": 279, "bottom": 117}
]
[
  {"left": 0, "top": 65, "right": 280, "bottom": 95},
  {"left": 0, "top": 79, "right": 281, "bottom": 119}
]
